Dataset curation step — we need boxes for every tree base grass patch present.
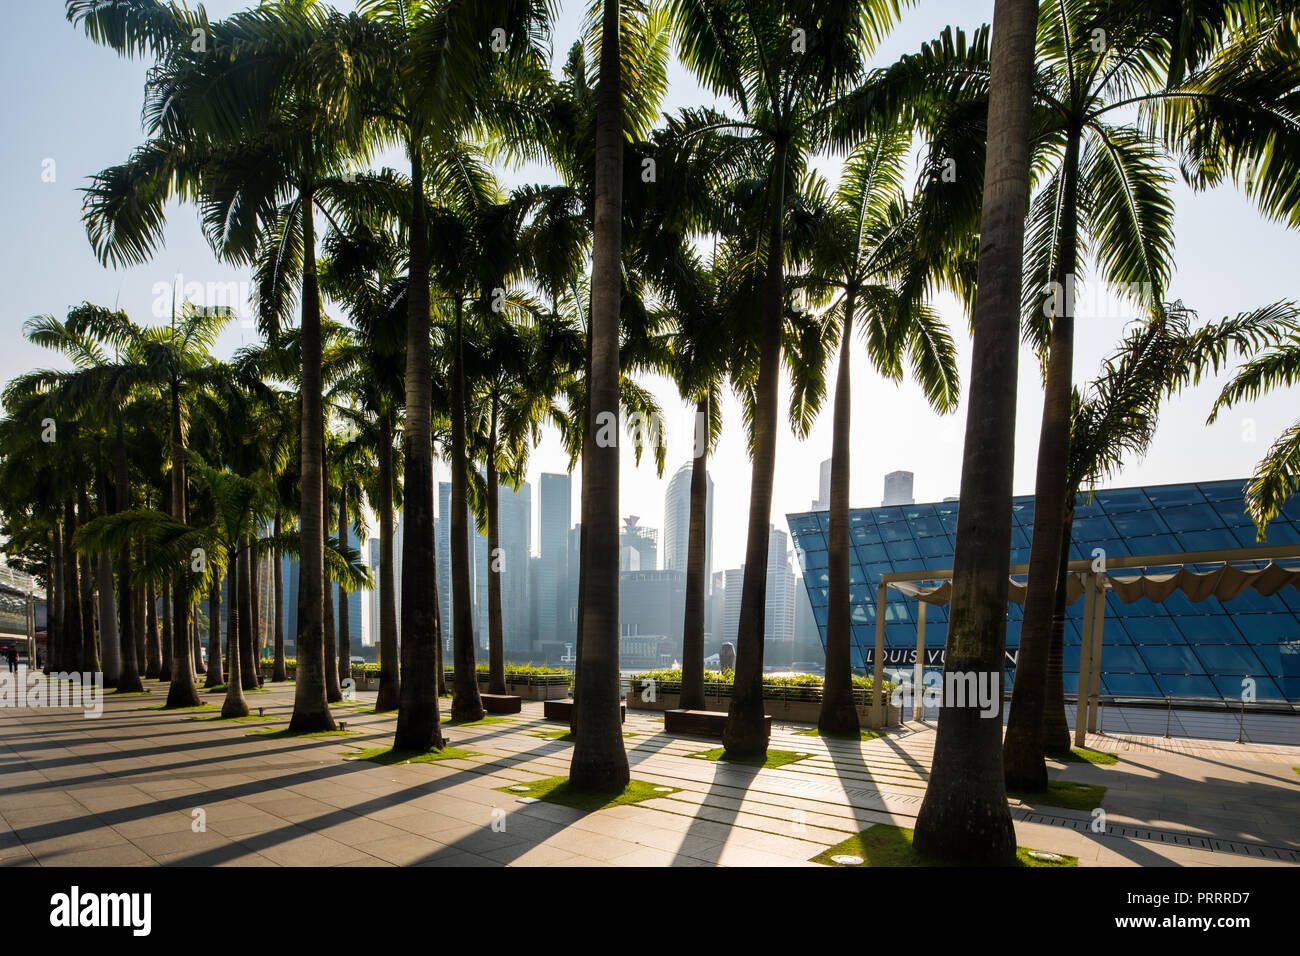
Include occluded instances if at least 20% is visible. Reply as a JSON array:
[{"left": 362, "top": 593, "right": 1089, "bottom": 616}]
[
  {"left": 146, "top": 703, "right": 217, "bottom": 712},
  {"left": 793, "top": 728, "right": 882, "bottom": 741},
  {"left": 493, "top": 776, "right": 678, "bottom": 811},
  {"left": 189, "top": 713, "right": 277, "bottom": 723},
  {"left": 440, "top": 713, "right": 507, "bottom": 727},
  {"left": 346, "top": 746, "right": 478, "bottom": 765},
  {"left": 1053, "top": 747, "right": 1118, "bottom": 766},
  {"left": 812, "top": 824, "right": 1077, "bottom": 867},
  {"left": 1008, "top": 780, "right": 1106, "bottom": 812},
  {"left": 249, "top": 727, "right": 361, "bottom": 739},
  {"left": 688, "top": 747, "right": 810, "bottom": 769}
]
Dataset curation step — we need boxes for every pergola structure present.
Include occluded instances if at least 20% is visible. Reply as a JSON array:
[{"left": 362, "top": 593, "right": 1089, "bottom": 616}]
[{"left": 866, "top": 543, "right": 1300, "bottom": 737}]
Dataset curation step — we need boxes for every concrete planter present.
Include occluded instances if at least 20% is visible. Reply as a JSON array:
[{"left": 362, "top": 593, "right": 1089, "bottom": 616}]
[
  {"left": 472, "top": 673, "right": 571, "bottom": 701},
  {"left": 625, "top": 682, "right": 900, "bottom": 727}
]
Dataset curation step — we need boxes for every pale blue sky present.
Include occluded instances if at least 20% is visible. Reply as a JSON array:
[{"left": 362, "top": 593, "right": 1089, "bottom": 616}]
[{"left": 1, "top": 1, "right": 1296, "bottom": 573}]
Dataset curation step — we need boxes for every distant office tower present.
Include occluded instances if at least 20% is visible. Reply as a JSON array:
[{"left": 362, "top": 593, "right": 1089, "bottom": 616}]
[
  {"left": 811, "top": 458, "right": 832, "bottom": 511},
  {"left": 794, "top": 574, "right": 821, "bottom": 647},
  {"left": 496, "top": 478, "right": 532, "bottom": 654},
  {"left": 708, "top": 570, "right": 726, "bottom": 639},
  {"left": 883, "top": 470, "right": 915, "bottom": 506},
  {"left": 436, "top": 483, "right": 452, "bottom": 651},
  {"left": 763, "top": 525, "right": 795, "bottom": 643},
  {"left": 619, "top": 570, "right": 686, "bottom": 649},
  {"left": 366, "top": 537, "right": 380, "bottom": 647},
  {"left": 721, "top": 568, "right": 744, "bottom": 647},
  {"left": 620, "top": 516, "right": 658, "bottom": 571},
  {"left": 538, "top": 473, "right": 572, "bottom": 645},
  {"left": 281, "top": 552, "right": 299, "bottom": 654},
  {"left": 564, "top": 524, "right": 581, "bottom": 642},
  {"left": 663, "top": 461, "right": 713, "bottom": 586}
]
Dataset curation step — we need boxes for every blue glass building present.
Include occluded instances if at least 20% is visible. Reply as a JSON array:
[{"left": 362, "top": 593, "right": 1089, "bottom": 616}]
[{"left": 787, "top": 479, "right": 1300, "bottom": 704}]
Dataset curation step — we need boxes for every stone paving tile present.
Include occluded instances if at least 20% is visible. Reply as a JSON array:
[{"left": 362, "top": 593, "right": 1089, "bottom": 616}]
[{"left": 2, "top": 689, "right": 1297, "bottom": 868}]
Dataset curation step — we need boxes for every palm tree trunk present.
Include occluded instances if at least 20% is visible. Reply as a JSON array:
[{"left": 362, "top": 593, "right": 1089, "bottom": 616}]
[
  {"left": 164, "top": 379, "right": 200, "bottom": 708},
  {"left": 222, "top": 552, "right": 249, "bottom": 719},
  {"left": 678, "top": 396, "right": 711, "bottom": 712},
  {"left": 113, "top": 433, "right": 142, "bottom": 693},
  {"left": 912, "top": 0, "right": 1036, "bottom": 865},
  {"left": 487, "top": 396, "right": 506, "bottom": 696},
  {"left": 322, "top": 435, "right": 342, "bottom": 704},
  {"left": 819, "top": 290, "right": 860, "bottom": 736},
  {"left": 159, "top": 579, "right": 172, "bottom": 682},
  {"left": 96, "top": 475, "right": 119, "bottom": 686},
  {"left": 1004, "top": 129, "right": 1081, "bottom": 791},
  {"left": 144, "top": 575, "right": 161, "bottom": 679},
  {"left": 239, "top": 541, "right": 258, "bottom": 690},
  {"left": 289, "top": 182, "right": 336, "bottom": 733},
  {"left": 47, "top": 520, "right": 62, "bottom": 673},
  {"left": 61, "top": 497, "right": 82, "bottom": 673},
  {"left": 1043, "top": 506, "right": 1075, "bottom": 754},
  {"left": 78, "top": 485, "right": 99, "bottom": 676},
  {"left": 570, "top": 316, "right": 594, "bottom": 734},
  {"left": 395, "top": 143, "right": 444, "bottom": 751},
  {"left": 376, "top": 414, "right": 400, "bottom": 711},
  {"left": 569, "top": 0, "right": 629, "bottom": 792},
  {"left": 723, "top": 145, "right": 788, "bottom": 758},
  {"left": 206, "top": 582, "right": 222, "bottom": 688},
  {"left": 338, "top": 493, "right": 352, "bottom": 688},
  {"left": 249, "top": 552, "right": 261, "bottom": 683},
  {"left": 134, "top": 583, "right": 146, "bottom": 676},
  {"left": 272, "top": 512, "right": 287, "bottom": 682},
  {"left": 449, "top": 299, "right": 483, "bottom": 721}
]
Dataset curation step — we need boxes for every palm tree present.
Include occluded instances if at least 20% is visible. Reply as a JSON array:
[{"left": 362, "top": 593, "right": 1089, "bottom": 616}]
[
  {"left": 666, "top": 0, "right": 909, "bottom": 757},
  {"left": 910, "top": 0, "right": 1040, "bottom": 866},
  {"left": 70, "top": 0, "right": 380, "bottom": 729},
  {"left": 1004, "top": 0, "right": 1300, "bottom": 790},
  {"left": 1030, "top": 301, "right": 1300, "bottom": 751},
  {"left": 350, "top": 0, "right": 553, "bottom": 753},
  {"left": 795, "top": 133, "right": 962, "bottom": 735},
  {"left": 563, "top": 0, "right": 628, "bottom": 792}
]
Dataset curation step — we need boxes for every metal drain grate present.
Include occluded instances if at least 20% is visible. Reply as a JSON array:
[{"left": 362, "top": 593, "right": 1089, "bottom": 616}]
[{"left": 1014, "top": 809, "right": 1300, "bottom": 862}]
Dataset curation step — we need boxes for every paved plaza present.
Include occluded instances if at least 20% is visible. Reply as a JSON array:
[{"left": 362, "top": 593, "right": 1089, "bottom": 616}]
[{"left": 1, "top": 681, "right": 1298, "bottom": 867}]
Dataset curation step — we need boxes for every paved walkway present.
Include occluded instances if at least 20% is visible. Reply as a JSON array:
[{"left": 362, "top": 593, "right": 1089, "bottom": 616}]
[{"left": 1, "top": 681, "right": 1297, "bottom": 867}]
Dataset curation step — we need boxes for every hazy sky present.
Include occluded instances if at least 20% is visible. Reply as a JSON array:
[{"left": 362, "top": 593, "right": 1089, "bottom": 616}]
[{"left": 2, "top": 1, "right": 1296, "bottom": 575}]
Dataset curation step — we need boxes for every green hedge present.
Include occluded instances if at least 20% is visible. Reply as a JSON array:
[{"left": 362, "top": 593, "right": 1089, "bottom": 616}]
[{"left": 627, "top": 668, "right": 894, "bottom": 704}]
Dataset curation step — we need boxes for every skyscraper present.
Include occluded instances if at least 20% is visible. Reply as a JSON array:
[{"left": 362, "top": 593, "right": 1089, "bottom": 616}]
[
  {"left": 765, "top": 524, "right": 795, "bottom": 643},
  {"left": 366, "top": 537, "right": 380, "bottom": 647},
  {"left": 496, "top": 478, "right": 532, "bottom": 654},
  {"left": 883, "top": 470, "right": 915, "bottom": 506},
  {"left": 538, "top": 473, "right": 571, "bottom": 646},
  {"left": 810, "top": 458, "right": 832, "bottom": 511},
  {"left": 436, "top": 483, "right": 452, "bottom": 651},
  {"left": 619, "top": 516, "right": 658, "bottom": 571},
  {"left": 721, "top": 567, "right": 744, "bottom": 646},
  {"left": 663, "top": 461, "right": 712, "bottom": 586}
]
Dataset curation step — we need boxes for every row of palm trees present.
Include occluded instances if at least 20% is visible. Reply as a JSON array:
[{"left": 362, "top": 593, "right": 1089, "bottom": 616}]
[{"left": 1, "top": 0, "right": 1298, "bottom": 863}]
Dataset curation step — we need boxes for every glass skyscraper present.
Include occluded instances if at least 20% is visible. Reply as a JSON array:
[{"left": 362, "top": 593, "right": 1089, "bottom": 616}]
[{"left": 787, "top": 479, "right": 1300, "bottom": 703}]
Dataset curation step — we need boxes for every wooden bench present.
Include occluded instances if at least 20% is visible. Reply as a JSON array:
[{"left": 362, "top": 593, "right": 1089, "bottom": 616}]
[
  {"left": 664, "top": 708, "right": 771, "bottom": 738},
  {"left": 542, "top": 699, "right": 626, "bottom": 723},
  {"left": 480, "top": 693, "right": 522, "bottom": 715}
]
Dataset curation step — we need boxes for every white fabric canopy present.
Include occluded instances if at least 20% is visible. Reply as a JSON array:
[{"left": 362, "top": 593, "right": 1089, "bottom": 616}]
[{"left": 891, "top": 562, "right": 1300, "bottom": 606}]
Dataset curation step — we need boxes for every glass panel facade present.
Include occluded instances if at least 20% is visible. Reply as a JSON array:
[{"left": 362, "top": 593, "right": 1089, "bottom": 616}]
[{"left": 787, "top": 479, "right": 1300, "bottom": 703}]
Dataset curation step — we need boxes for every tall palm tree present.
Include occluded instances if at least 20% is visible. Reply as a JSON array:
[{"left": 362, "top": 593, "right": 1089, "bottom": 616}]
[
  {"left": 666, "top": 0, "right": 909, "bottom": 757},
  {"left": 796, "top": 133, "right": 962, "bottom": 735},
  {"left": 911, "top": 0, "right": 1040, "bottom": 866},
  {"left": 1031, "top": 301, "right": 1300, "bottom": 751},
  {"left": 1004, "top": 0, "right": 1300, "bottom": 790},
  {"left": 70, "top": 0, "right": 380, "bottom": 729},
  {"left": 352, "top": 0, "right": 552, "bottom": 753}
]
